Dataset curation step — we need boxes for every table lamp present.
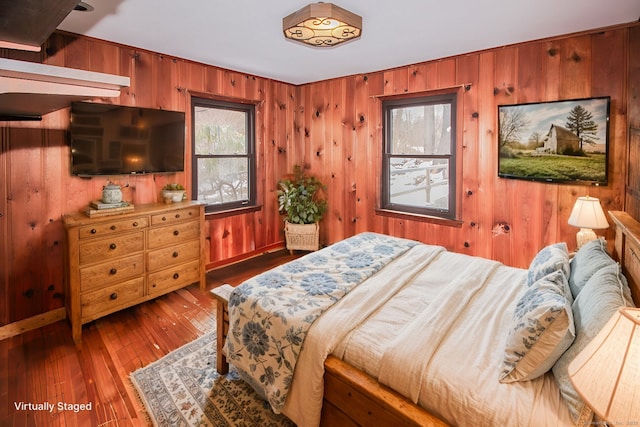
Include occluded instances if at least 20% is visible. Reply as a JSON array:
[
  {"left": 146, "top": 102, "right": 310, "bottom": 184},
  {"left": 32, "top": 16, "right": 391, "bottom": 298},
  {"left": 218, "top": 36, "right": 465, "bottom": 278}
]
[
  {"left": 568, "top": 196, "right": 609, "bottom": 249},
  {"left": 568, "top": 307, "right": 640, "bottom": 426}
]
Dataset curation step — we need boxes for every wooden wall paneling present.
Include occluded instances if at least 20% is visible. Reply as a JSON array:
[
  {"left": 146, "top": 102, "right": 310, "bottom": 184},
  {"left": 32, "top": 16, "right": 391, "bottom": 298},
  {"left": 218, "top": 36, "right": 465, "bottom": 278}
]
[
  {"left": 556, "top": 35, "right": 596, "bottom": 247},
  {"left": 41, "top": 125, "right": 67, "bottom": 313},
  {"left": 130, "top": 49, "right": 154, "bottom": 106},
  {"left": 436, "top": 59, "right": 457, "bottom": 89},
  {"left": 491, "top": 47, "right": 518, "bottom": 265},
  {"left": 348, "top": 75, "right": 368, "bottom": 240},
  {"left": 517, "top": 43, "right": 558, "bottom": 253},
  {"left": 475, "top": 51, "right": 498, "bottom": 260},
  {"left": 7, "top": 128, "right": 47, "bottom": 321},
  {"left": 383, "top": 68, "right": 409, "bottom": 96},
  {"left": 626, "top": 26, "right": 640, "bottom": 220},
  {"left": 118, "top": 48, "right": 136, "bottom": 106},
  {"left": 0, "top": 128, "right": 7, "bottom": 325},
  {"left": 329, "top": 78, "right": 346, "bottom": 243},
  {"left": 354, "top": 74, "right": 377, "bottom": 235},
  {"left": 267, "top": 81, "right": 290, "bottom": 245},
  {"left": 592, "top": 29, "right": 627, "bottom": 243},
  {"left": 456, "top": 54, "right": 480, "bottom": 256},
  {"left": 153, "top": 54, "right": 178, "bottom": 110}
]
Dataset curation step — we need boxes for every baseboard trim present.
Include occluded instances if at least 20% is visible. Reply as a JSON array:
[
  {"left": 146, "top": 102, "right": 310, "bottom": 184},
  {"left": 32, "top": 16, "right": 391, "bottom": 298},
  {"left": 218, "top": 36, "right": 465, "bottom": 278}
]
[
  {"left": 0, "top": 307, "right": 67, "bottom": 341},
  {"left": 205, "top": 242, "right": 286, "bottom": 270}
]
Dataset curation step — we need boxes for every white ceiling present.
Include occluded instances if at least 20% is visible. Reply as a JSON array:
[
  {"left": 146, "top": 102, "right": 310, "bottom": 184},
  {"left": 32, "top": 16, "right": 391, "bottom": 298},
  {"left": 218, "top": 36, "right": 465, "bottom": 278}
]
[{"left": 58, "top": 0, "right": 640, "bottom": 85}]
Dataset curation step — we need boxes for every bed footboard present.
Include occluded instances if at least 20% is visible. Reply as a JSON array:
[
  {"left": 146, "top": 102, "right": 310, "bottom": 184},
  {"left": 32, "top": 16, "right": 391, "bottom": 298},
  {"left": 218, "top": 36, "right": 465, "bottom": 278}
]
[
  {"left": 322, "top": 355, "right": 449, "bottom": 427},
  {"left": 211, "top": 284, "right": 233, "bottom": 375},
  {"left": 212, "top": 284, "right": 449, "bottom": 426}
]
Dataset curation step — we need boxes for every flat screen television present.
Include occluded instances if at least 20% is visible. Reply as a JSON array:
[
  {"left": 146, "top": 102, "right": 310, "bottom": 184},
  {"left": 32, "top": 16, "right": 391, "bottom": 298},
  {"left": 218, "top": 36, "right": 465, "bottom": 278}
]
[
  {"left": 70, "top": 102, "right": 185, "bottom": 176},
  {"left": 497, "top": 96, "right": 610, "bottom": 186}
]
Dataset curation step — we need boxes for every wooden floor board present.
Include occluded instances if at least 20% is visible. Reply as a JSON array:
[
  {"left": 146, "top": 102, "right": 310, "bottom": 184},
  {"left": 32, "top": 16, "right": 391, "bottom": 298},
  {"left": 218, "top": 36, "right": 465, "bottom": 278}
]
[{"left": 0, "top": 249, "right": 300, "bottom": 426}]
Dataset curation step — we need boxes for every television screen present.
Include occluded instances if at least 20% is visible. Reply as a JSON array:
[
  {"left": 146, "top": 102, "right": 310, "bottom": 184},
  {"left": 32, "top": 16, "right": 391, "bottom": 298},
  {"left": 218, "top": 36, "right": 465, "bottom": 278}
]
[
  {"left": 70, "top": 102, "right": 185, "bottom": 176},
  {"left": 498, "top": 97, "right": 610, "bottom": 185}
]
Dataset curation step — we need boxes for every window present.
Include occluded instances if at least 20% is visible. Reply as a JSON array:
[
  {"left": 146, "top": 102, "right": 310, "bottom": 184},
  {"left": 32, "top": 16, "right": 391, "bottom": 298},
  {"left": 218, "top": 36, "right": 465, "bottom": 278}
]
[
  {"left": 382, "top": 93, "right": 457, "bottom": 219},
  {"left": 192, "top": 97, "right": 256, "bottom": 213}
]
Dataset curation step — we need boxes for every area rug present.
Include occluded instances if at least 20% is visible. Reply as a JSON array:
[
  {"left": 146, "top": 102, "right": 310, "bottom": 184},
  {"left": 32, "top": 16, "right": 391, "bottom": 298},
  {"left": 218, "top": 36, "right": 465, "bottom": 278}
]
[{"left": 131, "top": 332, "right": 295, "bottom": 427}]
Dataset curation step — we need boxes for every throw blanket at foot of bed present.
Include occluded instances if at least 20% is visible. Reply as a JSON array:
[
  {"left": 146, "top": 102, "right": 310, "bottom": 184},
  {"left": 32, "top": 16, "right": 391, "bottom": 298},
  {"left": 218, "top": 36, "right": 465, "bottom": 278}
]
[{"left": 224, "top": 232, "right": 420, "bottom": 412}]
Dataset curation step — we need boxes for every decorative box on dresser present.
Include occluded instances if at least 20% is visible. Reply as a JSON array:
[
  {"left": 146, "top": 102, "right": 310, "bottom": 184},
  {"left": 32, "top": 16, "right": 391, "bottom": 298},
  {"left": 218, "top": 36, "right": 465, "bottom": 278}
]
[{"left": 63, "top": 201, "right": 206, "bottom": 343}]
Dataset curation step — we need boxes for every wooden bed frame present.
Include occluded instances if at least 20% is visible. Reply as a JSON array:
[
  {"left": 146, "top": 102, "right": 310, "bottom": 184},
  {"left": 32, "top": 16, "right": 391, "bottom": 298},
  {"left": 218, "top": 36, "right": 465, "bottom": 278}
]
[{"left": 212, "top": 210, "right": 640, "bottom": 427}]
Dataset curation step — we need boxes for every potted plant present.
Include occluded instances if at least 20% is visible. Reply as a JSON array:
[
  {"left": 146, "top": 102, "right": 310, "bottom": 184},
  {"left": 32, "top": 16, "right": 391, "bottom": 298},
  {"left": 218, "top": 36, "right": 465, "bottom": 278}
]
[
  {"left": 277, "top": 164, "right": 327, "bottom": 252},
  {"left": 162, "top": 183, "right": 186, "bottom": 203}
]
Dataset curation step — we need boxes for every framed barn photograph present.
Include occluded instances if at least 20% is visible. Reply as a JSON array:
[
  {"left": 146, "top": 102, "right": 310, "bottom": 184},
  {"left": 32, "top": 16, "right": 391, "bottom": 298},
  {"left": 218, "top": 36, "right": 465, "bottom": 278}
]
[{"left": 498, "top": 96, "right": 610, "bottom": 185}]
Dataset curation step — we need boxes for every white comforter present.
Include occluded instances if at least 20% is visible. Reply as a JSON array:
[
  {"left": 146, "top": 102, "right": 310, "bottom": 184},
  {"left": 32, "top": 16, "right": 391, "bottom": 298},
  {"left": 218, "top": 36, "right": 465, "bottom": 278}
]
[{"left": 282, "top": 245, "right": 574, "bottom": 427}]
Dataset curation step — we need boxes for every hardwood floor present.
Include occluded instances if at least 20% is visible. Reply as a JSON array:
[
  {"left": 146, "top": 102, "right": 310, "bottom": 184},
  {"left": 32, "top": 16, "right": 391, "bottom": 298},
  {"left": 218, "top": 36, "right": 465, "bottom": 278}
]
[{"left": 0, "top": 250, "right": 300, "bottom": 427}]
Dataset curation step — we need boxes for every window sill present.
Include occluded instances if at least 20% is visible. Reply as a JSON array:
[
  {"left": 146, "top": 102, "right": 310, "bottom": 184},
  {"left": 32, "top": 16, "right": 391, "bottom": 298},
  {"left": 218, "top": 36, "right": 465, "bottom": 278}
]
[
  {"left": 204, "top": 205, "right": 262, "bottom": 219},
  {"left": 375, "top": 208, "right": 464, "bottom": 228}
]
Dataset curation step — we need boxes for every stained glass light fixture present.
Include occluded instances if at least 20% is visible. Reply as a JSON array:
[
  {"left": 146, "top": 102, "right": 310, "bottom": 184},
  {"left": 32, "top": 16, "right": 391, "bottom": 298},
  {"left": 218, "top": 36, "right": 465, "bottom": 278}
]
[{"left": 283, "top": 2, "right": 362, "bottom": 47}]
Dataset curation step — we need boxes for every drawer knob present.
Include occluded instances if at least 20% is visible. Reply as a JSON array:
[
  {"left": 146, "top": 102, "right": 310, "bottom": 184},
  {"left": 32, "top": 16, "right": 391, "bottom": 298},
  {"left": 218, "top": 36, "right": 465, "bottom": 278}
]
[
  {"left": 175, "top": 214, "right": 181, "bottom": 219},
  {"left": 110, "top": 293, "right": 118, "bottom": 300},
  {"left": 173, "top": 230, "right": 179, "bottom": 236},
  {"left": 162, "top": 216, "right": 167, "bottom": 221},
  {"left": 109, "top": 268, "right": 117, "bottom": 275},
  {"left": 173, "top": 273, "right": 179, "bottom": 280},
  {"left": 110, "top": 225, "right": 117, "bottom": 230},
  {"left": 109, "top": 243, "right": 117, "bottom": 250},
  {"left": 90, "top": 229, "right": 97, "bottom": 234},
  {"left": 173, "top": 251, "right": 179, "bottom": 258},
  {"left": 133, "top": 221, "right": 138, "bottom": 227}
]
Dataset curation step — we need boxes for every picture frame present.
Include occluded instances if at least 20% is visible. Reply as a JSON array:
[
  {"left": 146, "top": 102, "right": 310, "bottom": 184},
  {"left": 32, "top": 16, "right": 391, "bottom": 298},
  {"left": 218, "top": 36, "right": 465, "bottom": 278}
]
[{"left": 498, "top": 96, "right": 610, "bottom": 185}]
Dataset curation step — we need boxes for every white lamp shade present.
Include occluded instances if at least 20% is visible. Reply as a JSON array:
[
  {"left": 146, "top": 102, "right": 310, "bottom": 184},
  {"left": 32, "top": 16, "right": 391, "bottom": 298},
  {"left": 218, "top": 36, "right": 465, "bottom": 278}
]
[
  {"left": 568, "top": 307, "right": 640, "bottom": 425},
  {"left": 568, "top": 196, "right": 609, "bottom": 229}
]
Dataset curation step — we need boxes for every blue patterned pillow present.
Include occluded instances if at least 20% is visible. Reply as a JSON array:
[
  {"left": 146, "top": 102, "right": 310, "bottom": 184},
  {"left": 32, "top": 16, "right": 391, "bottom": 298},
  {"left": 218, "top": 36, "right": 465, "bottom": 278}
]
[
  {"left": 499, "top": 269, "right": 575, "bottom": 383},
  {"left": 527, "top": 243, "right": 570, "bottom": 287},
  {"left": 568, "top": 238, "right": 616, "bottom": 298},
  {"left": 552, "top": 263, "right": 634, "bottom": 425}
]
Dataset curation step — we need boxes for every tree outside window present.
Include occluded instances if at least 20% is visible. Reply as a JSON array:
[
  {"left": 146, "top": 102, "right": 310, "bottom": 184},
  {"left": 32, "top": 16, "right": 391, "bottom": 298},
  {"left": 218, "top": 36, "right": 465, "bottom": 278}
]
[{"left": 192, "top": 98, "right": 256, "bottom": 213}]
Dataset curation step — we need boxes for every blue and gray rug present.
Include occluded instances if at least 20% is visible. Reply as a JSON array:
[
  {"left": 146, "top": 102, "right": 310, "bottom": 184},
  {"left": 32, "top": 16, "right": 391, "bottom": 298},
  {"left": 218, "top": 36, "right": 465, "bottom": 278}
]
[{"left": 131, "top": 332, "right": 295, "bottom": 427}]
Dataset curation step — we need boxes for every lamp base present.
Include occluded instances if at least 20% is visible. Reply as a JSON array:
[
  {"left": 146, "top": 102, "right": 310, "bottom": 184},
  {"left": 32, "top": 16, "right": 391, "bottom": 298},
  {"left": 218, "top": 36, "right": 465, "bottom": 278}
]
[{"left": 576, "top": 228, "right": 597, "bottom": 249}]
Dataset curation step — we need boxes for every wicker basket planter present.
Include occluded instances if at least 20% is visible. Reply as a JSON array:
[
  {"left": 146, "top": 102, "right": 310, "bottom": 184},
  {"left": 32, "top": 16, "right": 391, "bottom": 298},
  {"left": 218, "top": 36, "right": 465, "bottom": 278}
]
[{"left": 284, "top": 221, "right": 319, "bottom": 252}]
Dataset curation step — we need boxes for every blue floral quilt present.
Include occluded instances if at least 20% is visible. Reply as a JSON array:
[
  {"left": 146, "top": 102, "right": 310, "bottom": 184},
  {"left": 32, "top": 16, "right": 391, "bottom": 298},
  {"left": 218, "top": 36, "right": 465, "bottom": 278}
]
[{"left": 225, "top": 232, "right": 419, "bottom": 411}]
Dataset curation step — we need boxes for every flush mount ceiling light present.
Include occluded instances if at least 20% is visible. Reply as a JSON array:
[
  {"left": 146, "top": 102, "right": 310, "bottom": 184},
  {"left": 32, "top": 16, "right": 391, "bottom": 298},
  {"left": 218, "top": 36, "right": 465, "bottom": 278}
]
[{"left": 283, "top": 2, "right": 362, "bottom": 48}]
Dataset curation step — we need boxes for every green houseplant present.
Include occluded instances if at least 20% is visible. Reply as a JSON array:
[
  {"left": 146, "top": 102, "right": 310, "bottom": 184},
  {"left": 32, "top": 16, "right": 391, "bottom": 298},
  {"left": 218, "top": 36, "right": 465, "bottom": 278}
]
[{"left": 277, "top": 165, "right": 327, "bottom": 251}]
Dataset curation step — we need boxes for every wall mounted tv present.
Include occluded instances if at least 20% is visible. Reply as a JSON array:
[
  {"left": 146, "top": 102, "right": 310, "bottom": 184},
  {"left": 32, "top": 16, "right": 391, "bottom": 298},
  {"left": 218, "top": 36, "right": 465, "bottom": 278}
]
[
  {"left": 498, "top": 96, "right": 610, "bottom": 186},
  {"left": 70, "top": 102, "right": 186, "bottom": 176}
]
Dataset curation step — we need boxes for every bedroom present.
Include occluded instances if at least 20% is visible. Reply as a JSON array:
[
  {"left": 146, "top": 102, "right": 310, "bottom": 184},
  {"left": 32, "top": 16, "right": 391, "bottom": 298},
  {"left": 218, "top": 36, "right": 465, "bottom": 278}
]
[{"left": 1, "top": 0, "right": 640, "bottom": 425}]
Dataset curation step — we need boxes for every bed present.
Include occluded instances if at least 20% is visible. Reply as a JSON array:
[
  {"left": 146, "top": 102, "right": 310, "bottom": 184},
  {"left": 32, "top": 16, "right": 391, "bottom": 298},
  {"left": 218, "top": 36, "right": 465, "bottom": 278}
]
[{"left": 213, "top": 210, "right": 640, "bottom": 427}]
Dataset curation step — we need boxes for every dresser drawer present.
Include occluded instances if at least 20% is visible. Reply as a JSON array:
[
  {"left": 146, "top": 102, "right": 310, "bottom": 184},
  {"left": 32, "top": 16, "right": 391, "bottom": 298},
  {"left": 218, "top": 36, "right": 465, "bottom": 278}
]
[
  {"left": 148, "top": 259, "right": 201, "bottom": 295},
  {"left": 78, "top": 217, "right": 148, "bottom": 240},
  {"left": 151, "top": 206, "right": 200, "bottom": 226},
  {"left": 81, "top": 277, "right": 145, "bottom": 322},
  {"left": 148, "top": 240, "right": 200, "bottom": 272},
  {"left": 79, "top": 232, "right": 144, "bottom": 265},
  {"left": 80, "top": 253, "right": 145, "bottom": 291},
  {"left": 148, "top": 220, "right": 200, "bottom": 249}
]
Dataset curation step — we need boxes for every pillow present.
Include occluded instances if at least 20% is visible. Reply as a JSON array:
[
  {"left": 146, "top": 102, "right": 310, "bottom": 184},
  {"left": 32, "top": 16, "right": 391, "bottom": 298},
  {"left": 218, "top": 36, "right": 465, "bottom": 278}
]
[
  {"left": 568, "top": 238, "right": 616, "bottom": 298},
  {"left": 552, "top": 263, "right": 635, "bottom": 425},
  {"left": 527, "top": 243, "right": 570, "bottom": 287},
  {"left": 499, "top": 269, "right": 575, "bottom": 383}
]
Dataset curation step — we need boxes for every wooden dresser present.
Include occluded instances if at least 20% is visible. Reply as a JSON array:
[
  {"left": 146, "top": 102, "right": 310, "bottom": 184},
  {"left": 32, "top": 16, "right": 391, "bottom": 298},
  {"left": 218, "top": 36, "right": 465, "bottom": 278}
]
[{"left": 63, "top": 201, "right": 206, "bottom": 343}]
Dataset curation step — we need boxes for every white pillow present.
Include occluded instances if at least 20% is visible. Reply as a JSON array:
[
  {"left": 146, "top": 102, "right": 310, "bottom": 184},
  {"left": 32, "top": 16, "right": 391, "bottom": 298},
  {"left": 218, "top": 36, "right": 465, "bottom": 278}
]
[{"left": 499, "top": 270, "right": 575, "bottom": 383}]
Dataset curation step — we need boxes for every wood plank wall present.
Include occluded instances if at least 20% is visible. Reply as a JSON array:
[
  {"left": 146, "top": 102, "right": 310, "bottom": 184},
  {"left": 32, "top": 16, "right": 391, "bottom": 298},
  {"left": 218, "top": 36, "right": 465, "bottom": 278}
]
[
  {"left": 297, "top": 23, "right": 639, "bottom": 266},
  {"left": 0, "top": 32, "right": 296, "bottom": 326},
  {"left": 0, "top": 23, "right": 638, "bottom": 328}
]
